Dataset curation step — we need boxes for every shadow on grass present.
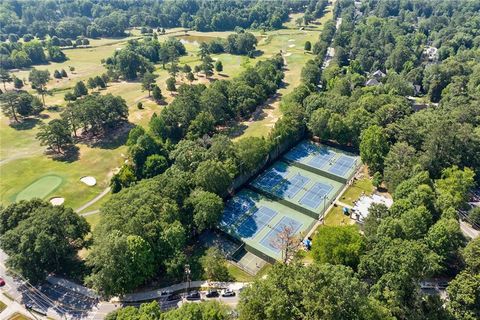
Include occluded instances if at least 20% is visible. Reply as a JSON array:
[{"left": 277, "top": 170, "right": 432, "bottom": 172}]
[
  {"left": 91, "top": 122, "right": 134, "bottom": 149},
  {"left": 9, "top": 118, "right": 41, "bottom": 130},
  {"left": 50, "top": 145, "right": 80, "bottom": 163}
]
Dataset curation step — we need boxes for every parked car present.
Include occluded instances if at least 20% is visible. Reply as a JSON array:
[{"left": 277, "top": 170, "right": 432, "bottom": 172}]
[
  {"left": 206, "top": 289, "right": 219, "bottom": 298},
  {"left": 160, "top": 290, "right": 172, "bottom": 297},
  {"left": 221, "top": 289, "right": 236, "bottom": 297},
  {"left": 166, "top": 294, "right": 181, "bottom": 301},
  {"left": 186, "top": 291, "right": 201, "bottom": 300},
  {"left": 0, "top": 278, "right": 5, "bottom": 287}
]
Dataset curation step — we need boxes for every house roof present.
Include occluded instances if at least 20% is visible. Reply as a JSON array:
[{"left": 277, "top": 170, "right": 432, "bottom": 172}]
[{"left": 365, "top": 78, "right": 380, "bottom": 86}]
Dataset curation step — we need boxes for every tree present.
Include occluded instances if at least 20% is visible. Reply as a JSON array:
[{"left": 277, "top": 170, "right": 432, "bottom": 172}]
[
  {"left": 468, "top": 207, "right": 480, "bottom": 228},
  {"left": 312, "top": 225, "right": 365, "bottom": 270},
  {"left": 426, "top": 218, "right": 465, "bottom": 271},
  {"left": 187, "top": 189, "right": 223, "bottom": 232},
  {"left": 0, "top": 200, "right": 89, "bottom": 283},
  {"left": 446, "top": 271, "right": 480, "bottom": 320},
  {"left": 186, "top": 71, "right": 195, "bottom": 82},
  {"left": 12, "top": 76, "right": 23, "bottom": 89},
  {"left": 360, "top": 125, "right": 389, "bottom": 173},
  {"left": 36, "top": 119, "right": 73, "bottom": 154},
  {"left": 28, "top": 69, "right": 50, "bottom": 107},
  {"left": 53, "top": 70, "right": 62, "bottom": 79},
  {"left": 86, "top": 231, "right": 155, "bottom": 296},
  {"left": 308, "top": 108, "right": 332, "bottom": 140},
  {"left": 0, "top": 68, "right": 12, "bottom": 90},
  {"left": 162, "top": 300, "right": 231, "bottom": 320},
  {"left": 462, "top": 238, "right": 480, "bottom": 274},
  {"left": 215, "top": 60, "right": 223, "bottom": 72},
  {"left": 194, "top": 160, "right": 232, "bottom": 195},
  {"left": 73, "top": 81, "right": 88, "bottom": 97},
  {"left": 435, "top": 166, "right": 476, "bottom": 212},
  {"left": 235, "top": 137, "right": 269, "bottom": 173},
  {"left": 141, "top": 71, "right": 157, "bottom": 97},
  {"left": 0, "top": 91, "right": 43, "bottom": 122},
  {"left": 200, "top": 248, "right": 230, "bottom": 281},
  {"left": 239, "top": 262, "right": 387, "bottom": 320},
  {"left": 271, "top": 225, "right": 303, "bottom": 263},
  {"left": 142, "top": 154, "right": 168, "bottom": 178},
  {"left": 87, "top": 77, "right": 97, "bottom": 89},
  {"left": 94, "top": 75, "right": 106, "bottom": 88},
  {"left": 87, "top": 183, "right": 186, "bottom": 296},
  {"left": 152, "top": 85, "right": 163, "bottom": 102},
  {"left": 61, "top": 69, "right": 68, "bottom": 77},
  {"left": 166, "top": 77, "right": 176, "bottom": 91},
  {"left": 383, "top": 142, "right": 417, "bottom": 191},
  {"left": 200, "top": 55, "right": 214, "bottom": 78},
  {"left": 304, "top": 40, "right": 312, "bottom": 51}
]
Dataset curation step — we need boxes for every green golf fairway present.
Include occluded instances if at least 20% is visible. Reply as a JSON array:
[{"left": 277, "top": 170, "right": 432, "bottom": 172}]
[{"left": 15, "top": 175, "right": 64, "bottom": 202}]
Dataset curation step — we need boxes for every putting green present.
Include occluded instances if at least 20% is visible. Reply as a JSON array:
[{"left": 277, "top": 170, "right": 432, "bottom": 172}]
[{"left": 15, "top": 175, "right": 64, "bottom": 202}]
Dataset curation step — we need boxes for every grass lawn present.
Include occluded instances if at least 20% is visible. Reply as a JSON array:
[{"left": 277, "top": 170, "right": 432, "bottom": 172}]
[
  {"left": 324, "top": 205, "right": 354, "bottom": 226},
  {"left": 83, "top": 212, "right": 103, "bottom": 231},
  {"left": 226, "top": 263, "right": 254, "bottom": 282},
  {"left": 338, "top": 178, "right": 374, "bottom": 206},
  {"left": 0, "top": 300, "right": 6, "bottom": 313}
]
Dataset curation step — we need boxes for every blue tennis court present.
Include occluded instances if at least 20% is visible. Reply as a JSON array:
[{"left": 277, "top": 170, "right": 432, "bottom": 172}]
[
  {"left": 235, "top": 207, "right": 277, "bottom": 238},
  {"left": 299, "top": 182, "right": 333, "bottom": 209},
  {"left": 254, "top": 168, "right": 288, "bottom": 190},
  {"left": 284, "top": 143, "right": 316, "bottom": 162},
  {"left": 220, "top": 195, "right": 256, "bottom": 226},
  {"left": 259, "top": 216, "right": 303, "bottom": 253},
  {"left": 328, "top": 155, "right": 355, "bottom": 177},
  {"left": 308, "top": 150, "right": 335, "bottom": 170},
  {"left": 275, "top": 174, "right": 310, "bottom": 199}
]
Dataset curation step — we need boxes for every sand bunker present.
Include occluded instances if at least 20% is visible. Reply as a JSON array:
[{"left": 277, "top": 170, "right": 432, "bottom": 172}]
[
  {"left": 288, "top": 39, "right": 295, "bottom": 42},
  {"left": 288, "top": 44, "right": 296, "bottom": 48},
  {"left": 80, "top": 176, "right": 96, "bottom": 186},
  {"left": 284, "top": 53, "right": 292, "bottom": 57},
  {"left": 50, "top": 197, "right": 65, "bottom": 206}
]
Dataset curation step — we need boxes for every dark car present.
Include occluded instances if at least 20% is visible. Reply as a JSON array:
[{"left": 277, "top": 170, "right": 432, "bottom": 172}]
[
  {"left": 186, "top": 291, "right": 201, "bottom": 301},
  {"left": 206, "top": 290, "right": 219, "bottom": 298},
  {"left": 166, "top": 294, "right": 181, "bottom": 301},
  {"left": 0, "top": 278, "right": 5, "bottom": 287},
  {"left": 221, "top": 289, "right": 236, "bottom": 297}
]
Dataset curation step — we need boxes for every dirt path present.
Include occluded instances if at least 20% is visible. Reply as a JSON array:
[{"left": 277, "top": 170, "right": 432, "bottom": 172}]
[{"left": 75, "top": 187, "right": 110, "bottom": 213}]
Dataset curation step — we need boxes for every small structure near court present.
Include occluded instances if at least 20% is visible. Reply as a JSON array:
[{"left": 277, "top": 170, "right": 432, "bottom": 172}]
[{"left": 80, "top": 176, "right": 96, "bottom": 186}]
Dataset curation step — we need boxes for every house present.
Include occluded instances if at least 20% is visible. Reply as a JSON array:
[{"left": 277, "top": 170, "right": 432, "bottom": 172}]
[
  {"left": 423, "top": 46, "right": 438, "bottom": 62},
  {"left": 371, "top": 70, "right": 386, "bottom": 80},
  {"left": 365, "top": 78, "right": 380, "bottom": 86}
]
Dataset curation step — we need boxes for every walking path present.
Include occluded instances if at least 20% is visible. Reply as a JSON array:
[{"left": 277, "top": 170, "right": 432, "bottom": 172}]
[{"left": 75, "top": 187, "right": 110, "bottom": 213}]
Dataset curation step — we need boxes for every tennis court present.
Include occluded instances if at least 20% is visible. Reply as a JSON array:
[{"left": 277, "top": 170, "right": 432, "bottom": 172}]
[
  {"left": 259, "top": 216, "right": 303, "bottom": 253},
  {"left": 218, "top": 189, "right": 315, "bottom": 262},
  {"left": 220, "top": 193, "right": 256, "bottom": 228},
  {"left": 250, "top": 162, "right": 343, "bottom": 218},
  {"left": 283, "top": 140, "right": 359, "bottom": 180},
  {"left": 299, "top": 182, "right": 333, "bottom": 209},
  {"left": 328, "top": 155, "right": 356, "bottom": 177}
]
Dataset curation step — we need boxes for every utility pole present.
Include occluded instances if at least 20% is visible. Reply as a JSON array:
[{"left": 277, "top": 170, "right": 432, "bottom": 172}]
[{"left": 184, "top": 264, "right": 191, "bottom": 298}]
